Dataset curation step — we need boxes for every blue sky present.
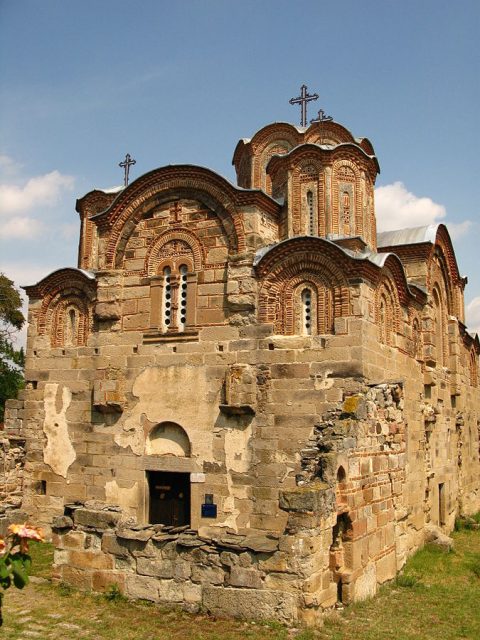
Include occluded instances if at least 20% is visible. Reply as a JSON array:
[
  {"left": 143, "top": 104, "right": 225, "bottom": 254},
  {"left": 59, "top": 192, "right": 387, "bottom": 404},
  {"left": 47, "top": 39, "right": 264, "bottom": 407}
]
[{"left": 1, "top": 0, "right": 479, "bottom": 338}]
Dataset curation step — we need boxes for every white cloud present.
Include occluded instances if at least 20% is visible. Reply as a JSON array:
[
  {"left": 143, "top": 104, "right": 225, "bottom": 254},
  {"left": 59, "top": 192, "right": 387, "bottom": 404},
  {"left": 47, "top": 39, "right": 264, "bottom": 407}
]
[
  {"left": 375, "top": 181, "right": 446, "bottom": 232},
  {"left": 0, "top": 216, "right": 44, "bottom": 239},
  {"left": 0, "top": 170, "right": 74, "bottom": 216},
  {"left": 466, "top": 297, "right": 480, "bottom": 337},
  {"left": 0, "top": 154, "right": 22, "bottom": 177}
]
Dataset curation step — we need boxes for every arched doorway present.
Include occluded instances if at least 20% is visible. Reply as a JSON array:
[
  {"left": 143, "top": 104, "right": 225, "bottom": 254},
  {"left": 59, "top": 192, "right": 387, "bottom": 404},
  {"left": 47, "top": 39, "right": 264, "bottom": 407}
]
[{"left": 145, "top": 422, "right": 192, "bottom": 526}]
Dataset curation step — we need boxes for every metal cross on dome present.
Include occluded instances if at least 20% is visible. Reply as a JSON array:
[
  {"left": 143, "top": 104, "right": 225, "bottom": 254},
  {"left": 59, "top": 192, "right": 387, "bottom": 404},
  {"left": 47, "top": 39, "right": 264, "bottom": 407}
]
[
  {"left": 289, "top": 84, "right": 319, "bottom": 127},
  {"left": 310, "top": 108, "right": 333, "bottom": 124},
  {"left": 119, "top": 153, "right": 136, "bottom": 186}
]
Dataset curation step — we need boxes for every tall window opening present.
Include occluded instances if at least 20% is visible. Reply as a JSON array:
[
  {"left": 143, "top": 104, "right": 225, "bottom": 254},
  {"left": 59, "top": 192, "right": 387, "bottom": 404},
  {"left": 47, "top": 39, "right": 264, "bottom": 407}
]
[
  {"left": 179, "top": 264, "right": 188, "bottom": 331},
  {"left": 433, "top": 288, "right": 445, "bottom": 366},
  {"left": 302, "top": 288, "right": 312, "bottom": 335},
  {"left": 162, "top": 266, "right": 172, "bottom": 331},
  {"left": 65, "top": 308, "right": 78, "bottom": 346},
  {"left": 307, "top": 191, "right": 315, "bottom": 236}
]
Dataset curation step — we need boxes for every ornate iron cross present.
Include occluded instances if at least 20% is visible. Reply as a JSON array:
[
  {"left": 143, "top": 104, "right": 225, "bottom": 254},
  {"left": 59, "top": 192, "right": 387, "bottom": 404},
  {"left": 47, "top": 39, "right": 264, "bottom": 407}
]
[
  {"left": 310, "top": 108, "right": 333, "bottom": 124},
  {"left": 289, "top": 84, "right": 319, "bottom": 127},
  {"left": 119, "top": 153, "right": 136, "bottom": 186}
]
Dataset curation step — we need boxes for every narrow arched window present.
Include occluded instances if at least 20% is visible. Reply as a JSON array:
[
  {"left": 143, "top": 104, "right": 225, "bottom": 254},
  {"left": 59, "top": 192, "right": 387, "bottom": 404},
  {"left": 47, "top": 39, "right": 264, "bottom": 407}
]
[
  {"left": 433, "top": 288, "right": 445, "bottom": 366},
  {"left": 412, "top": 318, "right": 421, "bottom": 360},
  {"left": 68, "top": 309, "right": 77, "bottom": 346},
  {"left": 179, "top": 264, "right": 188, "bottom": 332},
  {"left": 379, "top": 296, "right": 387, "bottom": 344},
  {"left": 470, "top": 349, "right": 478, "bottom": 387},
  {"left": 302, "top": 288, "right": 312, "bottom": 335},
  {"left": 162, "top": 266, "right": 172, "bottom": 331},
  {"left": 307, "top": 191, "right": 314, "bottom": 236}
]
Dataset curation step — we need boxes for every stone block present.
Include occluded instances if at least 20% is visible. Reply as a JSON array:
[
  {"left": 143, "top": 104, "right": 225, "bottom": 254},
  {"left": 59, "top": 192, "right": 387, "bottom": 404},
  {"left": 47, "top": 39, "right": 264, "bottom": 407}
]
[
  {"left": 203, "top": 586, "right": 298, "bottom": 624},
  {"left": 191, "top": 564, "right": 225, "bottom": 585},
  {"left": 68, "top": 550, "right": 115, "bottom": 570},
  {"left": 375, "top": 550, "right": 396, "bottom": 584},
  {"left": 157, "top": 579, "right": 184, "bottom": 603},
  {"left": 279, "top": 482, "right": 335, "bottom": 514},
  {"left": 183, "top": 582, "right": 202, "bottom": 603},
  {"left": 228, "top": 566, "right": 263, "bottom": 589},
  {"left": 59, "top": 565, "right": 93, "bottom": 590},
  {"left": 74, "top": 509, "right": 121, "bottom": 530},
  {"left": 92, "top": 570, "right": 126, "bottom": 592},
  {"left": 137, "top": 557, "right": 175, "bottom": 579},
  {"left": 101, "top": 532, "right": 130, "bottom": 557},
  {"left": 125, "top": 574, "right": 159, "bottom": 601}
]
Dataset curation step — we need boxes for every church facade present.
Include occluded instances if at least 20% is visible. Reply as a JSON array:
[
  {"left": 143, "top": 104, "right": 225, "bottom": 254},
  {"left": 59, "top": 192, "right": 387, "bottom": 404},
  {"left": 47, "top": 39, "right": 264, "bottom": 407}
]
[{"left": 6, "top": 111, "right": 480, "bottom": 624}]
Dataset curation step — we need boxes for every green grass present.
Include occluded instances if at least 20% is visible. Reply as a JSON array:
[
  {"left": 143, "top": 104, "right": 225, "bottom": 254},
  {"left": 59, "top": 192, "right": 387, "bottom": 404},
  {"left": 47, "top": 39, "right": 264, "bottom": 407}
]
[{"left": 1, "top": 526, "right": 480, "bottom": 639}]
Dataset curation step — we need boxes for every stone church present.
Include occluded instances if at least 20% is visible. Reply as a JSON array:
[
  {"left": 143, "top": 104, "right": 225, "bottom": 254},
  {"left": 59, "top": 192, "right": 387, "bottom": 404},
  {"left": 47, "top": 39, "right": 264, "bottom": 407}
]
[{"left": 3, "top": 95, "right": 480, "bottom": 624}]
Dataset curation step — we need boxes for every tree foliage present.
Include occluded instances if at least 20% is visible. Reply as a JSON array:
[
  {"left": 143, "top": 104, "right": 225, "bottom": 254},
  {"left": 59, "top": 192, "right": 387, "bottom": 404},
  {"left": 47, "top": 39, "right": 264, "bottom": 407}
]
[{"left": 0, "top": 274, "right": 25, "bottom": 422}]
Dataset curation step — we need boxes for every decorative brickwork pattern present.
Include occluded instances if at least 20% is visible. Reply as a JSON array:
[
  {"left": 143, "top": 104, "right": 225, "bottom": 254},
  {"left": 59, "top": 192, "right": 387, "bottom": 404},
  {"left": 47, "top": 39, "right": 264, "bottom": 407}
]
[
  {"left": 146, "top": 229, "right": 204, "bottom": 276},
  {"left": 89, "top": 166, "right": 279, "bottom": 267},
  {"left": 25, "top": 269, "right": 96, "bottom": 347},
  {"left": 257, "top": 241, "right": 350, "bottom": 334},
  {"left": 375, "top": 275, "right": 401, "bottom": 346}
]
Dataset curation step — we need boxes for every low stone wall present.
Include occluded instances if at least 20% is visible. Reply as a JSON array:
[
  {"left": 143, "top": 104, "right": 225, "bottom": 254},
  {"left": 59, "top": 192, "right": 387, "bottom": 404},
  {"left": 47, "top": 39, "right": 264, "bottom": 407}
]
[{"left": 52, "top": 505, "right": 305, "bottom": 624}]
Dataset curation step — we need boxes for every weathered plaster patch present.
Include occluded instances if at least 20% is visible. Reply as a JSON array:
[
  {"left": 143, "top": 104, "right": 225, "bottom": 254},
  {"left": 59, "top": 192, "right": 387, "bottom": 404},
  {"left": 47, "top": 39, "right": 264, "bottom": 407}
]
[
  {"left": 105, "top": 479, "right": 139, "bottom": 516},
  {"left": 115, "top": 365, "right": 222, "bottom": 460},
  {"left": 220, "top": 424, "right": 253, "bottom": 531},
  {"left": 313, "top": 370, "right": 335, "bottom": 390},
  {"left": 43, "top": 383, "right": 75, "bottom": 478}
]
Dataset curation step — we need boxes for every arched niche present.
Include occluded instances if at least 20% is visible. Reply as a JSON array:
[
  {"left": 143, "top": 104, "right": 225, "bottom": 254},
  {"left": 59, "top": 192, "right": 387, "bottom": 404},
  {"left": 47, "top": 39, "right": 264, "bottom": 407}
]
[{"left": 145, "top": 422, "right": 191, "bottom": 457}]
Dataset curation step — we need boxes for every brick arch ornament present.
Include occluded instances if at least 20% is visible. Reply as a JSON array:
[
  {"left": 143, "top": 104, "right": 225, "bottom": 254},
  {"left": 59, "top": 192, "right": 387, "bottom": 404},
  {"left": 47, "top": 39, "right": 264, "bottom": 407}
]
[
  {"left": 256, "top": 241, "right": 350, "bottom": 335},
  {"left": 145, "top": 228, "right": 205, "bottom": 276},
  {"left": 48, "top": 294, "right": 91, "bottom": 347},
  {"left": 95, "top": 167, "right": 246, "bottom": 269},
  {"left": 24, "top": 269, "right": 96, "bottom": 347},
  {"left": 332, "top": 159, "right": 362, "bottom": 237},
  {"left": 375, "top": 275, "right": 401, "bottom": 346}
]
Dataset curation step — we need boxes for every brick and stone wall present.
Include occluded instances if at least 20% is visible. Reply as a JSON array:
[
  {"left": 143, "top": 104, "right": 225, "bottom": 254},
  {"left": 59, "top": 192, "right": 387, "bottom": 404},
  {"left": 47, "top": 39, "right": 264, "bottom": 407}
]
[{"left": 5, "top": 117, "right": 480, "bottom": 625}]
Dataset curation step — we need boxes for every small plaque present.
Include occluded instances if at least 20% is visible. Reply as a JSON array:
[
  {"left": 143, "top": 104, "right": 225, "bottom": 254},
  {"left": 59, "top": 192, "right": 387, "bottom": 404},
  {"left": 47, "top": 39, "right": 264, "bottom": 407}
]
[
  {"left": 201, "top": 503, "right": 217, "bottom": 518},
  {"left": 190, "top": 473, "right": 206, "bottom": 483}
]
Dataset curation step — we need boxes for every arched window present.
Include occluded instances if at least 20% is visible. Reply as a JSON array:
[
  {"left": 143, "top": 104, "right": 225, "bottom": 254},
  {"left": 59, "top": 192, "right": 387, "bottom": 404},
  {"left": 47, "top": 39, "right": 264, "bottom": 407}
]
[
  {"left": 179, "top": 264, "right": 188, "bottom": 331},
  {"left": 65, "top": 308, "right": 78, "bottom": 346},
  {"left": 50, "top": 298, "right": 89, "bottom": 347},
  {"left": 162, "top": 266, "right": 172, "bottom": 331},
  {"left": 149, "top": 237, "right": 198, "bottom": 335},
  {"left": 432, "top": 288, "right": 446, "bottom": 366},
  {"left": 302, "top": 288, "right": 313, "bottom": 335},
  {"left": 341, "top": 191, "right": 351, "bottom": 235}
]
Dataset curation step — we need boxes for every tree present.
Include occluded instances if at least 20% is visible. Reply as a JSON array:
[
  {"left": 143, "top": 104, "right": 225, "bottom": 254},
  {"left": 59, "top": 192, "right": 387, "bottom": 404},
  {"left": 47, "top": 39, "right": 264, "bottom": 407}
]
[{"left": 0, "top": 274, "right": 25, "bottom": 422}]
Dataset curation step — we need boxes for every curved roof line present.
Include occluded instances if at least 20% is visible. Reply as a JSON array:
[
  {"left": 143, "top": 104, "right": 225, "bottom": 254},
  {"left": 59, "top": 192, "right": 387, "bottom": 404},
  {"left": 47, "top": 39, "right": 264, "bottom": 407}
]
[
  {"left": 23, "top": 267, "right": 95, "bottom": 289},
  {"left": 254, "top": 236, "right": 419, "bottom": 303},
  {"left": 232, "top": 120, "right": 361, "bottom": 163},
  {"left": 266, "top": 141, "right": 379, "bottom": 173},
  {"left": 377, "top": 224, "right": 440, "bottom": 248},
  {"left": 89, "top": 164, "right": 279, "bottom": 222}
]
